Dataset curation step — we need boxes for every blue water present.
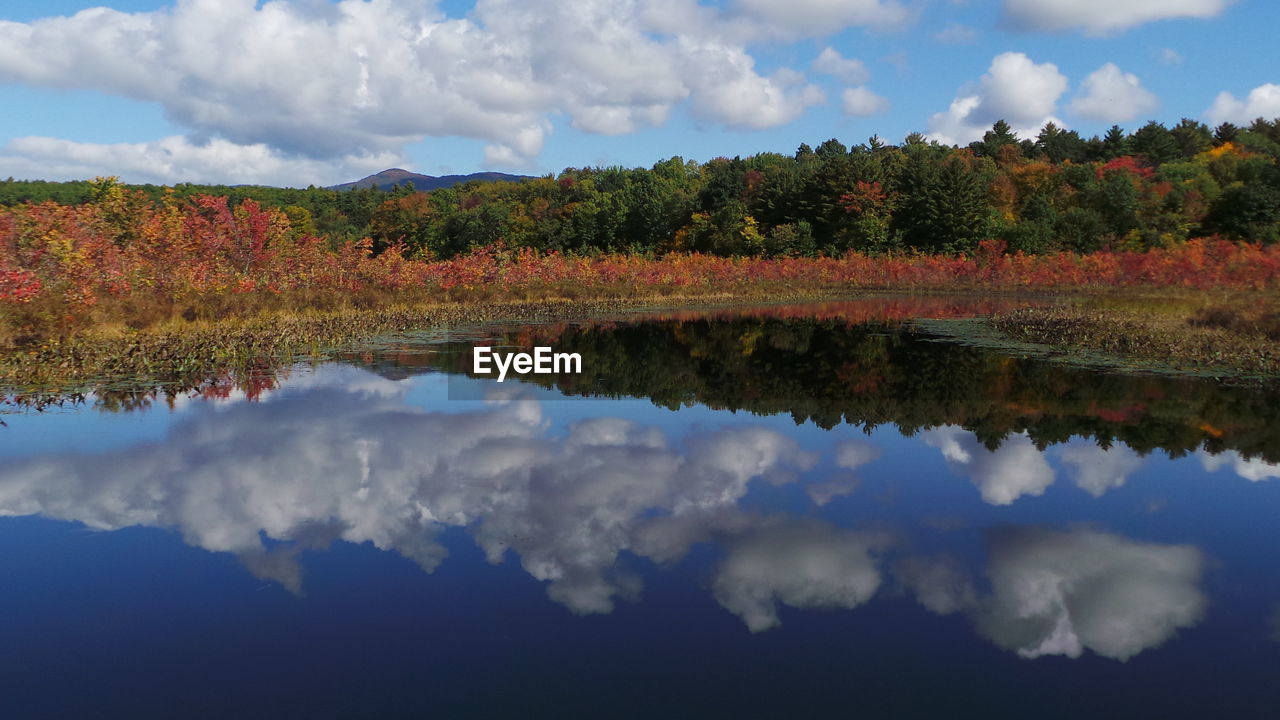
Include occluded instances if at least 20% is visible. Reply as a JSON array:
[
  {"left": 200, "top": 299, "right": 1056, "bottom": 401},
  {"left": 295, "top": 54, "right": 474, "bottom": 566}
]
[{"left": 2, "top": 322, "right": 1279, "bottom": 718}]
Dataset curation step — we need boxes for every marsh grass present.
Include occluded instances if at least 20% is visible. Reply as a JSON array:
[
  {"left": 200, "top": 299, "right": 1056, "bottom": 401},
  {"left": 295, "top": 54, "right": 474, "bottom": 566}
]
[
  {"left": 993, "top": 290, "right": 1280, "bottom": 376},
  {"left": 0, "top": 290, "right": 835, "bottom": 396}
]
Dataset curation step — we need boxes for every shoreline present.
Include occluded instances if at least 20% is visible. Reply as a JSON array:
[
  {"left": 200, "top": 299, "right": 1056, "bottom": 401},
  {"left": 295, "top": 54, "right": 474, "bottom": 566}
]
[{"left": 3, "top": 287, "right": 1279, "bottom": 397}]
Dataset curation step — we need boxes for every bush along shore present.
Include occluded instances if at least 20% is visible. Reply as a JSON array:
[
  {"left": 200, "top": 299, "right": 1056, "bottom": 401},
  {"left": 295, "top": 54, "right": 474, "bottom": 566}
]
[
  {"left": 2, "top": 293, "right": 859, "bottom": 397},
  {"left": 4, "top": 287, "right": 1279, "bottom": 406},
  {"left": 4, "top": 180, "right": 1280, "bottom": 393}
]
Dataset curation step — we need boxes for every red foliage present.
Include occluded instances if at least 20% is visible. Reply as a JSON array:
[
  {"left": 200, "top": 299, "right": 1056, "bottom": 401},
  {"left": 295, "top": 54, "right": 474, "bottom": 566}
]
[
  {"left": 4, "top": 193, "right": 1280, "bottom": 322},
  {"left": 1097, "top": 156, "right": 1156, "bottom": 181},
  {"left": 839, "top": 181, "right": 887, "bottom": 215}
]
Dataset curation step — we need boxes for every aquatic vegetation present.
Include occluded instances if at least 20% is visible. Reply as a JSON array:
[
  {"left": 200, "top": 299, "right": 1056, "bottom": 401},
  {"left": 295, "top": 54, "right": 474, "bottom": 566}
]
[{"left": 993, "top": 305, "right": 1280, "bottom": 376}]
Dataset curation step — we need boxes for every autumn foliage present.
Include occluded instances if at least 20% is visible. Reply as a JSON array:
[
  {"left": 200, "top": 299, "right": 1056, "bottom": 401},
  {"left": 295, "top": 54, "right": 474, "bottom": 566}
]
[{"left": 4, "top": 188, "right": 1280, "bottom": 338}]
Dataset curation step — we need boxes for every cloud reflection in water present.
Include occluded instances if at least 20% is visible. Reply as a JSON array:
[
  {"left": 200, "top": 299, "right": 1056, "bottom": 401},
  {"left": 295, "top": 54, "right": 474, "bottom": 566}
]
[{"left": 0, "top": 365, "right": 1210, "bottom": 660}]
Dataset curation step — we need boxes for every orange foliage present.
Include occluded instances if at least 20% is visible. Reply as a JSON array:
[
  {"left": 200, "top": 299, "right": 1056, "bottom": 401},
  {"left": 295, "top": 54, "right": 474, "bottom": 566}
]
[{"left": 4, "top": 193, "right": 1280, "bottom": 320}]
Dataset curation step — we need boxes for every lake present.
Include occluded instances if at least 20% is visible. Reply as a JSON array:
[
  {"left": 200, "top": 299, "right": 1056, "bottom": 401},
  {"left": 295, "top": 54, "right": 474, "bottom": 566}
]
[{"left": 2, "top": 298, "right": 1278, "bottom": 718}]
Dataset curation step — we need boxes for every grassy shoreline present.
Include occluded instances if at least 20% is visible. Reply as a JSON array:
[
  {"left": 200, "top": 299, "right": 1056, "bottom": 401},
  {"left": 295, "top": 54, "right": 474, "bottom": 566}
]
[
  {"left": 991, "top": 304, "right": 1280, "bottom": 377},
  {"left": 0, "top": 289, "right": 847, "bottom": 394},
  {"left": 3, "top": 286, "right": 1279, "bottom": 397}
]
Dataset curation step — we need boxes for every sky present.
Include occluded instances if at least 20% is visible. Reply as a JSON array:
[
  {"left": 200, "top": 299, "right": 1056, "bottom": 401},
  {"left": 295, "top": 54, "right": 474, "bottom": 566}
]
[{"left": 0, "top": 0, "right": 1277, "bottom": 187}]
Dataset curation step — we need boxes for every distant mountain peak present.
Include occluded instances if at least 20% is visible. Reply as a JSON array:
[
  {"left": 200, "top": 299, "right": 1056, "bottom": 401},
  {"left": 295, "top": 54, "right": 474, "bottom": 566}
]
[{"left": 328, "top": 168, "right": 531, "bottom": 192}]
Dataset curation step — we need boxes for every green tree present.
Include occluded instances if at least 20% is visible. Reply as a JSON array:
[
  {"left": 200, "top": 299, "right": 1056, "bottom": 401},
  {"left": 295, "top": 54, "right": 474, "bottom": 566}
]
[
  {"left": 1100, "top": 125, "right": 1131, "bottom": 159},
  {"left": 1035, "top": 122, "right": 1086, "bottom": 163},
  {"left": 1170, "top": 118, "right": 1213, "bottom": 159},
  {"left": 1131, "top": 121, "right": 1180, "bottom": 165}
]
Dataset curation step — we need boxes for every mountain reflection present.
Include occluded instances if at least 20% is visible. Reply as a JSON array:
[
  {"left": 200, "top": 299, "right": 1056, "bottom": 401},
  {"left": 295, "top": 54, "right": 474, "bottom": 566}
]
[{"left": 0, "top": 365, "right": 1211, "bottom": 661}]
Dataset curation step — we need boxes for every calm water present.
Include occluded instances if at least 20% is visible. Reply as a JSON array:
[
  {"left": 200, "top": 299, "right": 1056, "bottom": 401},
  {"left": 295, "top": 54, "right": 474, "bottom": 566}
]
[{"left": 2, "top": 300, "right": 1279, "bottom": 718}]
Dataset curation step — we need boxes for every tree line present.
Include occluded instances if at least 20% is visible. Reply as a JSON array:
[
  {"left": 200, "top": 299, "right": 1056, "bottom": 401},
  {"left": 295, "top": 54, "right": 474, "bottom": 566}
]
[
  {"left": 4, "top": 116, "right": 1279, "bottom": 258},
  {"left": 422, "top": 316, "right": 1280, "bottom": 461}
]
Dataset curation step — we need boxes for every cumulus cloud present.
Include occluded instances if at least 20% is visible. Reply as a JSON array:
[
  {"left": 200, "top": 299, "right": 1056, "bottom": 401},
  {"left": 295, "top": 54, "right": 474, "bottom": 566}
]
[
  {"left": 1069, "top": 63, "right": 1159, "bottom": 123},
  {"left": 0, "top": 365, "right": 818, "bottom": 614},
  {"left": 0, "top": 0, "right": 832, "bottom": 180},
  {"left": 896, "top": 555, "right": 978, "bottom": 615},
  {"left": 924, "top": 427, "right": 1056, "bottom": 505},
  {"left": 1205, "top": 84, "right": 1280, "bottom": 126},
  {"left": 1198, "top": 450, "right": 1280, "bottom": 482},
  {"left": 1002, "top": 0, "right": 1233, "bottom": 35},
  {"left": 812, "top": 47, "right": 870, "bottom": 86},
  {"left": 903, "top": 527, "right": 1209, "bottom": 661},
  {"left": 733, "top": 0, "right": 912, "bottom": 37},
  {"left": 0, "top": 135, "right": 404, "bottom": 187},
  {"left": 834, "top": 438, "right": 882, "bottom": 470},
  {"left": 681, "top": 42, "right": 825, "bottom": 130},
  {"left": 842, "top": 87, "right": 891, "bottom": 117},
  {"left": 1058, "top": 442, "right": 1144, "bottom": 497},
  {"left": 712, "top": 520, "right": 887, "bottom": 632},
  {"left": 927, "top": 52, "right": 1068, "bottom": 146},
  {"left": 977, "top": 527, "right": 1208, "bottom": 660}
]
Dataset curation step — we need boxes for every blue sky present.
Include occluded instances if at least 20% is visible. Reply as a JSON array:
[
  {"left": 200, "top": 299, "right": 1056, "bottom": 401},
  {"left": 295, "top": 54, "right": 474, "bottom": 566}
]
[{"left": 0, "top": 0, "right": 1276, "bottom": 186}]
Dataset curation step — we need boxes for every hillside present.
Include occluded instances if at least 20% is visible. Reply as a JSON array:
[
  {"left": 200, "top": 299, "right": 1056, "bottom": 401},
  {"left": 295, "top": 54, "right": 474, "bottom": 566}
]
[{"left": 328, "top": 168, "right": 531, "bottom": 192}]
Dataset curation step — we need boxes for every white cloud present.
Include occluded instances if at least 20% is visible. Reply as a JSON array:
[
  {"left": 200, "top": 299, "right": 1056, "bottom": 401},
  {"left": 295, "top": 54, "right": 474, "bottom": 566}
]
[
  {"left": 834, "top": 438, "right": 882, "bottom": 470},
  {"left": 924, "top": 427, "right": 1056, "bottom": 505},
  {"left": 0, "top": 135, "right": 404, "bottom": 186},
  {"left": 1069, "top": 63, "right": 1159, "bottom": 123},
  {"left": 1002, "top": 0, "right": 1233, "bottom": 35},
  {"left": 733, "top": 0, "right": 913, "bottom": 37},
  {"left": 1160, "top": 48, "right": 1184, "bottom": 66},
  {"left": 712, "top": 521, "right": 886, "bottom": 632},
  {"left": 902, "top": 527, "right": 1209, "bottom": 661},
  {"left": 977, "top": 527, "right": 1208, "bottom": 660},
  {"left": 0, "top": 365, "right": 818, "bottom": 614},
  {"left": 1058, "top": 442, "right": 1144, "bottom": 497},
  {"left": 682, "top": 42, "right": 825, "bottom": 130},
  {"left": 927, "top": 52, "right": 1068, "bottom": 146},
  {"left": 0, "top": 0, "right": 830, "bottom": 181},
  {"left": 842, "top": 87, "right": 891, "bottom": 117},
  {"left": 896, "top": 555, "right": 978, "bottom": 615},
  {"left": 1205, "top": 84, "right": 1280, "bottom": 126},
  {"left": 1198, "top": 450, "right": 1280, "bottom": 482},
  {"left": 812, "top": 47, "right": 870, "bottom": 85}
]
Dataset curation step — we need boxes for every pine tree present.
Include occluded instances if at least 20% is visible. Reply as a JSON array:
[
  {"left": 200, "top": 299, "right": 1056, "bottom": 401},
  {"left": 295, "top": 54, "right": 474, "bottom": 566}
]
[
  {"left": 1131, "top": 121, "right": 1179, "bottom": 165},
  {"left": 1101, "top": 125, "right": 1130, "bottom": 159},
  {"left": 979, "top": 120, "right": 1019, "bottom": 157},
  {"left": 1036, "top": 122, "right": 1086, "bottom": 163},
  {"left": 1170, "top": 118, "right": 1212, "bottom": 158}
]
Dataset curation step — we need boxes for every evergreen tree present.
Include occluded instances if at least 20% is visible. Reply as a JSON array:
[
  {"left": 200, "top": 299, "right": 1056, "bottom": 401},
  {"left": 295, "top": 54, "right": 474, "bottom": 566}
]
[
  {"left": 1131, "top": 121, "right": 1180, "bottom": 165},
  {"left": 1101, "top": 125, "right": 1131, "bottom": 159},
  {"left": 1171, "top": 118, "right": 1213, "bottom": 158},
  {"left": 978, "top": 120, "right": 1018, "bottom": 157},
  {"left": 894, "top": 151, "right": 989, "bottom": 253},
  {"left": 1036, "top": 122, "right": 1086, "bottom": 163},
  {"left": 1213, "top": 122, "right": 1241, "bottom": 145}
]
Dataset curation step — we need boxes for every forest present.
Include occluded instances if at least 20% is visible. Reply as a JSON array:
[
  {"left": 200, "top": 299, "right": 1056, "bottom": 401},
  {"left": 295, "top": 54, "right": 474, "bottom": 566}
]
[
  {"left": 4, "top": 116, "right": 1280, "bottom": 344},
  {"left": 3, "top": 116, "right": 1279, "bottom": 260}
]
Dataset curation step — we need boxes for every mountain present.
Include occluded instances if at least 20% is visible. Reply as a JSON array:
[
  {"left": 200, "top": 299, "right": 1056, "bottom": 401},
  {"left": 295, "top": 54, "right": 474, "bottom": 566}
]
[{"left": 328, "top": 168, "right": 531, "bottom": 192}]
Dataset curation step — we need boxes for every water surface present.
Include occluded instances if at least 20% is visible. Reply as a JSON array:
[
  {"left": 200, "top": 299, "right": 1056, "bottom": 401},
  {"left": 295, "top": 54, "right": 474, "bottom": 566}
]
[{"left": 2, "top": 299, "right": 1278, "bottom": 718}]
